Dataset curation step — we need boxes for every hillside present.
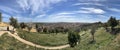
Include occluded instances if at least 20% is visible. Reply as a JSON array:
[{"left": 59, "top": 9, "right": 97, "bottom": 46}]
[
  {"left": 0, "top": 33, "right": 43, "bottom": 50},
  {"left": 0, "top": 22, "right": 9, "bottom": 27},
  {"left": 0, "top": 27, "right": 120, "bottom": 50},
  {"left": 16, "top": 27, "right": 120, "bottom": 50},
  {"left": 63, "top": 27, "right": 119, "bottom": 50}
]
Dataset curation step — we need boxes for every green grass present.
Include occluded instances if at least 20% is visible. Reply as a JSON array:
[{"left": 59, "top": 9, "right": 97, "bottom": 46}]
[
  {"left": 0, "top": 33, "right": 43, "bottom": 50},
  {"left": 16, "top": 27, "right": 120, "bottom": 50},
  {"left": 63, "top": 27, "right": 117, "bottom": 50},
  {"left": 17, "top": 29, "right": 68, "bottom": 46}
]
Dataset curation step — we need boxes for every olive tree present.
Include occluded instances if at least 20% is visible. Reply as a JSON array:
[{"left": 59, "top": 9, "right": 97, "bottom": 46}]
[
  {"left": 9, "top": 16, "right": 19, "bottom": 28},
  {"left": 90, "top": 28, "right": 96, "bottom": 42},
  {"left": 20, "top": 22, "right": 26, "bottom": 29},
  {"left": 68, "top": 31, "right": 80, "bottom": 47},
  {"left": 27, "top": 25, "right": 32, "bottom": 32}
]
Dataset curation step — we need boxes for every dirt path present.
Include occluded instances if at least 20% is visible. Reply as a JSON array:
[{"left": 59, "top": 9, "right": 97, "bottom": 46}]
[
  {"left": 0, "top": 31, "right": 6, "bottom": 36},
  {"left": 0, "top": 31, "right": 70, "bottom": 50}
]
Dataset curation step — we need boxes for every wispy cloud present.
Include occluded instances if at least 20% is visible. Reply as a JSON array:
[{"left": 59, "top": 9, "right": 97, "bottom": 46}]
[
  {"left": 54, "top": 7, "right": 105, "bottom": 15},
  {"left": 2, "top": 13, "right": 11, "bottom": 18},
  {"left": 16, "top": 0, "right": 66, "bottom": 15},
  {"left": 0, "top": 6, "right": 20, "bottom": 15},
  {"left": 0, "top": 0, "right": 119, "bottom": 22},
  {"left": 78, "top": 7, "right": 105, "bottom": 14},
  {"left": 73, "top": 3, "right": 104, "bottom": 6},
  {"left": 14, "top": 16, "right": 33, "bottom": 22},
  {"left": 46, "top": 11, "right": 107, "bottom": 22},
  {"left": 46, "top": 12, "right": 80, "bottom": 22},
  {"left": 36, "top": 14, "right": 46, "bottom": 18},
  {"left": 48, "top": 12, "right": 75, "bottom": 19},
  {"left": 79, "top": 0, "right": 106, "bottom": 2},
  {"left": 108, "top": 8, "right": 120, "bottom": 12},
  {"left": 55, "top": 12, "right": 76, "bottom": 15}
]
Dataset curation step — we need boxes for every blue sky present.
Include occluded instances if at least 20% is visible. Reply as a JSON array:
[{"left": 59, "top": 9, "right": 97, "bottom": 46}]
[{"left": 0, "top": 0, "right": 120, "bottom": 23}]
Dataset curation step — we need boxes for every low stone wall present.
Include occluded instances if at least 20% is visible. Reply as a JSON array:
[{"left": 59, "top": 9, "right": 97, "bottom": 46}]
[
  {"left": 0, "top": 27, "right": 7, "bottom": 31},
  {"left": 0, "top": 26, "right": 14, "bottom": 31},
  {"left": 8, "top": 26, "right": 14, "bottom": 30}
]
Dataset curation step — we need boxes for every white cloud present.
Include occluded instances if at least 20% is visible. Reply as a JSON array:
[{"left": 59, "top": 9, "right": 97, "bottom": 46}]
[
  {"left": 52, "top": 7, "right": 105, "bottom": 15},
  {"left": 58, "top": 8, "right": 105, "bottom": 15},
  {"left": 48, "top": 12, "right": 75, "bottom": 19},
  {"left": 75, "top": 10, "right": 91, "bottom": 14},
  {"left": 73, "top": 3, "right": 104, "bottom": 6},
  {"left": 17, "top": 0, "right": 29, "bottom": 11},
  {"left": 46, "top": 12, "right": 80, "bottom": 22},
  {"left": 51, "top": 15, "right": 74, "bottom": 19},
  {"left": 47, "top": 7, "right": 106, "bottom": 19},
  {"left": 0, "top": 6, "right": 20, "bottom": 14},
  {"left": 14, "top": 16, "right": 33, "bottom": 22},
  {"left": 56, "top": 12, "right": 76, "bottom": 15},
  {"left": 36, "top": 14, "right": 46, "bottom": 18},
  {"left": 108, "top": 8, "right": 120, "bottom": 12},
  {"left": 16, "top": 0, "right": 66, "bottom": 15},
  {"left": 78, "top": 7, "right": 105, "bottom": 14},
  {"left": 73, "top": 3, "right": 91, "bottom": 6},
  {"left": 2, "top": 13, "right": 11, "bottom": 18},
  {"left": 79, "top": 0, "right": 106, "bottom": 2},
  {"left": 41, "top": 12, "right": 107, "bottom": 23}
]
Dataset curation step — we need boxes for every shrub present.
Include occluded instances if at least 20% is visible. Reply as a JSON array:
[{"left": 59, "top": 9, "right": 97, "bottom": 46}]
[{"left": 68, "top": 31, "right": 80, "bottom": 47}]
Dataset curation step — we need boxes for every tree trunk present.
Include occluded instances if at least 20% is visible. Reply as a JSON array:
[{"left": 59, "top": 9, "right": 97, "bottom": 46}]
[{"left": 92, "top": 35, "right": 94, "bottom": 41}]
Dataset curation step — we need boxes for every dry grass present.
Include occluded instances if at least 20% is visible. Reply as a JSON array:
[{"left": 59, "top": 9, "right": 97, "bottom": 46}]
[
  {"left": 0, "top": 22, "right": 9, "bottom": 27},
  {"left": 23, "top": 27, "right": 37, "bottom": 32},
  {"left": 30, "top": 27, "right": 37, "bottom": 32}
]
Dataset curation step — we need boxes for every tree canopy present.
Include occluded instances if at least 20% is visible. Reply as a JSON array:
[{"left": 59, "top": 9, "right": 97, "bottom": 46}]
[
  {"left": 108, "top": 16, "right": 119, "bottom": 28},
  {"left": 68, "top": 31, "right": 80, "bottom": 47},
  {"left": 9, "top": 16, "right": 19, "bottom": 28}
]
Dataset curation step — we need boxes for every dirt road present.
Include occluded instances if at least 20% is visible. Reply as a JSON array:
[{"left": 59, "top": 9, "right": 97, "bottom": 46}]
[{"left": 0, "top": 31, "right": 70, "bottom": 50}]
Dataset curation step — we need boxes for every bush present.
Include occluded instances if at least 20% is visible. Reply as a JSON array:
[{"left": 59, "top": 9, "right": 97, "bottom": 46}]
[
  {"left": 20, "top": 22, "right": 26, "bottom": 29},
  {"left": 68, "top": 31, "right": 80, "bottom": 47}
]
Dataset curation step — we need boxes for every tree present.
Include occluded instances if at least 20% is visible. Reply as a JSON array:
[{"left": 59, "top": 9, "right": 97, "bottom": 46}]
[
  {"left": 7, "top": 26, "right": 9, "bottom": 31},
  {"left": 108, "top": 16, "right": 118, "bottom": 31},
  {"left": 0, "top": 12, "right": 2, "bottom": 22},
  {"left": 54, "top": 28, "right": 59, "bottom": 34},
  {"left": 103, "top": 23, "right": 108, "bottom": 29},
  {"left": 68, "top": 31, "right": 80, "bottom": 47},
  {"left": 35, "top": 24, "right": 39, "bottom": 29},
  {"left": 98, "top": 21, "right": 102, "bottom": 24},
  {"left": 20, "top": 22, "right": 26, "bottom": 29},
  {"left": 35, "top": 24, "right": 41, "bottom": 32},
  {"left": 26, "top": 23, "right": 33, "bottom": 32},
  {"left": 63, "top": 28, "right": 69, "bottom": 33},
  {"left": 43, "top": 27, "right": 48, "bottom": 33},
  {"left": 90, "top": 28, "right": 96, "bottom": 43},
  {"left": 9, "top": 16, "right": 19, "bottom": 28},
  {"left": 103, "top": 23, "right": 109, "bottom": 32},
  {"left": 27, "top": 25, "right": 32, "bottom": 32}
]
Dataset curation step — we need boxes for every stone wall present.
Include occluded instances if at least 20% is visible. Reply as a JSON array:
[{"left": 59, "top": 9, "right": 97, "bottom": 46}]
[
  {"left": 0, "top": 26, "right": 14, "bottom": 31},
  {"left": 0, "top": 26, "right": 7, "bottom": 30}
]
